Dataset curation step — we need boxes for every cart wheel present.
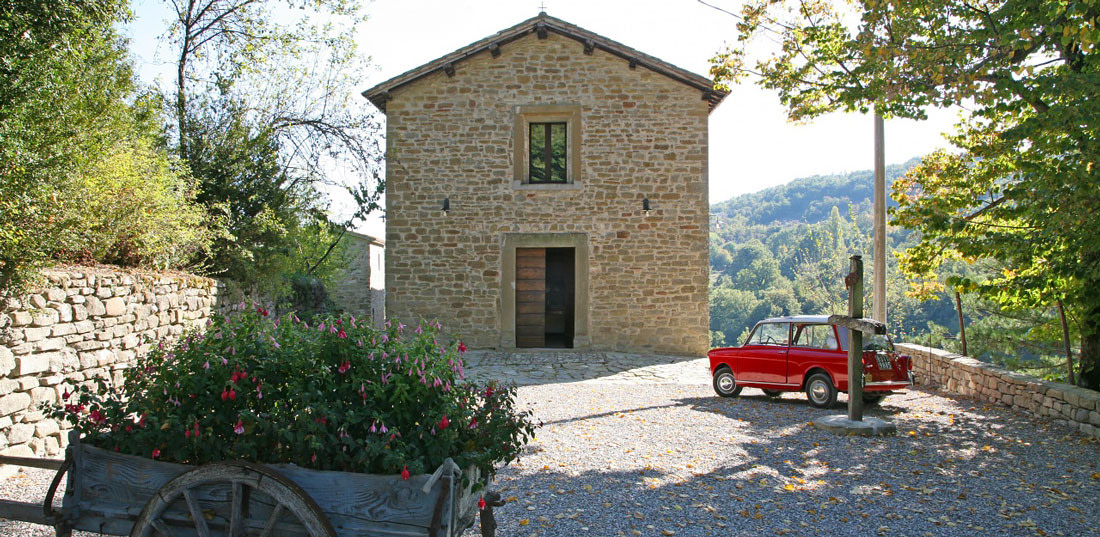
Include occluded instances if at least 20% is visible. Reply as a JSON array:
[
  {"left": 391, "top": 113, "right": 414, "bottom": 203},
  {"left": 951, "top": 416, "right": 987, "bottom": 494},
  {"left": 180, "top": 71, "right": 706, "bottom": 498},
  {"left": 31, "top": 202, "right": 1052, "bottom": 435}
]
[{"left": 130, "top": 461, "right": 337, "bottom": 537}]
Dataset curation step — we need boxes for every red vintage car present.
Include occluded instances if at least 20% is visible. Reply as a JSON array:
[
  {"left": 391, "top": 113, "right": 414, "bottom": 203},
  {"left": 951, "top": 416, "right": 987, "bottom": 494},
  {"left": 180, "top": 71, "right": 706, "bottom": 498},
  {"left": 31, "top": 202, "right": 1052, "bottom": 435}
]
[{"left": 708, "top": 315, "right": 914, "bottom": 408}]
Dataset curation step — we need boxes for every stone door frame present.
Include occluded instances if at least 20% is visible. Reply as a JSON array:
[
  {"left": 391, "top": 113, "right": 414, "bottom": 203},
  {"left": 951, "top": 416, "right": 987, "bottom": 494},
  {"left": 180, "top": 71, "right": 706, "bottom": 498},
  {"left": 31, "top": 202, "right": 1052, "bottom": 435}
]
[{"left": 500, "top": 233, "right": 590, "bottom": 350}]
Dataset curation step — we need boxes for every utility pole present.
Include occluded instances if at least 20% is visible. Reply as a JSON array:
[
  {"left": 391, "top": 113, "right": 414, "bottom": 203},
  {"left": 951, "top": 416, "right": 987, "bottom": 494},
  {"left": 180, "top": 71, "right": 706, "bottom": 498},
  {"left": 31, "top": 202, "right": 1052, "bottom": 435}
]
[{"left": 873, "top": 112, "right": 887, "bottom": 325}]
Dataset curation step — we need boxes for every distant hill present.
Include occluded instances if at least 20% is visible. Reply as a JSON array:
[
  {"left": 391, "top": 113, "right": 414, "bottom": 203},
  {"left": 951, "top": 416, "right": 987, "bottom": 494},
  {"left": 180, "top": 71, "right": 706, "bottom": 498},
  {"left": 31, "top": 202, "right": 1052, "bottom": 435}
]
[{"left": 711, "top": 157, "right": 921, "bottom": 226}]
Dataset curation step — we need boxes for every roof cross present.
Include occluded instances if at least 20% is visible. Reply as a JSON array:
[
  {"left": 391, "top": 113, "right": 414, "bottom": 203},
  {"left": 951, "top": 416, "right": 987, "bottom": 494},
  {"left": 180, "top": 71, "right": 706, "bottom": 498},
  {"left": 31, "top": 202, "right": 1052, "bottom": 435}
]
[{"left": 538, "top": 2, "right": 547, "bottom": 13}]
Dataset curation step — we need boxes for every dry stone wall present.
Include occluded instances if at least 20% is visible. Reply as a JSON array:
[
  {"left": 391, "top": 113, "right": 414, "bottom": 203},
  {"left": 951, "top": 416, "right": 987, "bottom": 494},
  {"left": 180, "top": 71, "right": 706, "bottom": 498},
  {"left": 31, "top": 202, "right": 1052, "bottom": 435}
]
[
  {"left": 897, "top": 343, "right": 1100, "bottom": 439},
  {"left": 384, "top": 31, "right": 711, "bottom": 355},
  {"left": 0, "top": 267, "right": 220, "bottom": 458}
]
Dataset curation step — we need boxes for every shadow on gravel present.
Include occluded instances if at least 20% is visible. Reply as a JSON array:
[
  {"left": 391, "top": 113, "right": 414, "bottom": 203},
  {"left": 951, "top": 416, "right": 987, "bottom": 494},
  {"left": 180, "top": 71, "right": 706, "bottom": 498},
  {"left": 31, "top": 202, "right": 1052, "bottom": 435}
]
[{"left": 476, "top": 386, "right": 1100, "bottom": 537}]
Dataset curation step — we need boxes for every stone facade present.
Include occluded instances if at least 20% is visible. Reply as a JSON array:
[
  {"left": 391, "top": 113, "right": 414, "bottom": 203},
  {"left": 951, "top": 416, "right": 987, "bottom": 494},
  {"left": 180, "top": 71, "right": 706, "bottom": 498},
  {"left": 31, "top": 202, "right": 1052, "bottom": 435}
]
[
  {"left": 368, "top": 15, "right": 722, "bottom": 356},
  {"left": 897, "top": 343, "right": 1100, "bottom": 439},
  {"left": 0, "top": 267, "right": 220, "bottom": 458},
  {"left": 329, "top": 231, "right": 385, "bottom": 326}
]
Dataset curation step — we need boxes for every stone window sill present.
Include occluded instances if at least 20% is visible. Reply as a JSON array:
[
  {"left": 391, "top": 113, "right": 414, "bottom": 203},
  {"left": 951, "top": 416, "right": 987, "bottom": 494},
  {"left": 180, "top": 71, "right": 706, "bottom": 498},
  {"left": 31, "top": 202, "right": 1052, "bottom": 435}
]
[{"left": 512, "top": 182, "right": 583, "bottom": 191}]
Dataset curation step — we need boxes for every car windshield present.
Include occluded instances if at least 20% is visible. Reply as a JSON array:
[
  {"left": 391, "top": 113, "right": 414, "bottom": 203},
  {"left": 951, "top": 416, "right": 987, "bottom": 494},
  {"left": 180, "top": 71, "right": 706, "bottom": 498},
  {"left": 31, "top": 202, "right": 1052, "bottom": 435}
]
[
  {"left": 862, "top": 333, "right": 894, "bottom": 351},
  {"left": 834, "top": 330, "right": 893, "bottom": 351}
]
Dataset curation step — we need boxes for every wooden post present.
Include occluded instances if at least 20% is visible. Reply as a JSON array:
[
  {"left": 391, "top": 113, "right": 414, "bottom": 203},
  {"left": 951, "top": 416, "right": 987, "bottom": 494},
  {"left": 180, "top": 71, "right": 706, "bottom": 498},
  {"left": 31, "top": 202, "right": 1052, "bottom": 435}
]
[
  {"left": 954, "top": 291, "right": 967, "bottom": 356},
  {"left": 848, "top": 255, "right": 864, "bottom": 421}
]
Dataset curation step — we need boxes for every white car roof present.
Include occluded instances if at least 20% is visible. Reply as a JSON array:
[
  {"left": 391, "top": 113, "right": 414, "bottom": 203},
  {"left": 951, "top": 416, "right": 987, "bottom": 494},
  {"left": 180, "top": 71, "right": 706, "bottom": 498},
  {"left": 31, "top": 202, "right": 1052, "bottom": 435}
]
[{"left": 755, "top": 315, "right": 833, "bottom": 324}]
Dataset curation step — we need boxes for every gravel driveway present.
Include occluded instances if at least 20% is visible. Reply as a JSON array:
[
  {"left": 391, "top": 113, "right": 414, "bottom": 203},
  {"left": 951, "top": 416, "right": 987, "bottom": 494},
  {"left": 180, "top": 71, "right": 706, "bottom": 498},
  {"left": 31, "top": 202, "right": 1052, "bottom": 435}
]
[{"left": 3, "top": 356, "right": 1098, "bottom": 537}]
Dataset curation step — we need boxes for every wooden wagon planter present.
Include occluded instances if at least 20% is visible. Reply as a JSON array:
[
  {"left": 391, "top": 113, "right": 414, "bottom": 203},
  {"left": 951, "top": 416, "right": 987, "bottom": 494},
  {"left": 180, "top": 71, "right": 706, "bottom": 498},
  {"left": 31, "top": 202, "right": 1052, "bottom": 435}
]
[{"left": 0, "top": 431, "right": 502, "bottom": 537}]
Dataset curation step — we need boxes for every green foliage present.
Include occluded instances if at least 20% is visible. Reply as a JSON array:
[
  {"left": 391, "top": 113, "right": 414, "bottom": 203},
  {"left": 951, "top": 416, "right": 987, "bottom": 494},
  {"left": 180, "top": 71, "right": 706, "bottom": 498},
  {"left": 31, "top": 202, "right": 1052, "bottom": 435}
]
[
  {"left": 163, "top": 0, "right": 383, "bottom": 297},
  {"left": 0, "top": 1, "right": 215, "bottom": 290},
  {"left": 711, "top": 0, "right": 1100, "bottom": 389},
  {"left": 69, "top": 117, "right": 212, "bottom": 269},
  {"left": 709, "top": 166, "right": 959, "bottom": 349},
  {"left": 0, "top": 0, "right": 130, "bottom": 289},
  {"left": 52, "top": 308, "right": 537, "bottom": 482}
]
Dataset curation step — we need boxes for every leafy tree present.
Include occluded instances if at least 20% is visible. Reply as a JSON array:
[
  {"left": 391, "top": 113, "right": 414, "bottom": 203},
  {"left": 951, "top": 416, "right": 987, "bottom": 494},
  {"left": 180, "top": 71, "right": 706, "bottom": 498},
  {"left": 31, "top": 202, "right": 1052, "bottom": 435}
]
[
  {"left": 710, "top": 0, "right": 1100, "bottom": 389},
  {"left": 710, "top": 286, "right": 761, "bottom": 346},
  {"left": 0, "top": 1, "right": 213, "bottom": 289},
  {"left": 162, "top": 0, "right": 383, "bottom": 295},
  {"left": 0, "top": 0, "right": 130, "bottom": 289}
]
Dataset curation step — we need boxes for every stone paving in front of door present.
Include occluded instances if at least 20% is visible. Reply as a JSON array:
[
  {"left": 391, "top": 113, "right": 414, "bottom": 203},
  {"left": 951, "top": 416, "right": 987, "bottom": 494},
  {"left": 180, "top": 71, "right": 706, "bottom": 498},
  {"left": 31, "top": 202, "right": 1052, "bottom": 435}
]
[{"left": 462, "top": 351, "right": 711, "bottom": 385}]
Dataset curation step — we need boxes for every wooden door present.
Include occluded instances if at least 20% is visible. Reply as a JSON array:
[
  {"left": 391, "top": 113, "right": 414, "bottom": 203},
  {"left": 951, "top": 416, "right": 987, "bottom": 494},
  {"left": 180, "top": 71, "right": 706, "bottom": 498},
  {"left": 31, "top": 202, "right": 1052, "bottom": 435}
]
[{"left": 515, "top": 248, "right": 546, "bottom": 347}]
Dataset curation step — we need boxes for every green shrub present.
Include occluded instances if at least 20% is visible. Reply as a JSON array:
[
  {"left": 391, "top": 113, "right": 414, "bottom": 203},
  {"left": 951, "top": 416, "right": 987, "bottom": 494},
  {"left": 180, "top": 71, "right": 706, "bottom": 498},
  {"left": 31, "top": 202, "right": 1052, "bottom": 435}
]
[
  {"left": 53, "top": 308, "right": 537, "bottom": 485},
  {"left": 67, "top": 135, "right": 213, "bottom": 270}
]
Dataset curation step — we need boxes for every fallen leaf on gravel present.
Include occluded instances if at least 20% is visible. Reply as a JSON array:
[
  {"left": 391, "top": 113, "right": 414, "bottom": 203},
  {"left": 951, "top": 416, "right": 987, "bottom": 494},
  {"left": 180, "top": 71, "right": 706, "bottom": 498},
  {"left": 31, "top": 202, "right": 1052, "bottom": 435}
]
[{"left": 519, "top": 519, "right": 529, "bottom": 526}]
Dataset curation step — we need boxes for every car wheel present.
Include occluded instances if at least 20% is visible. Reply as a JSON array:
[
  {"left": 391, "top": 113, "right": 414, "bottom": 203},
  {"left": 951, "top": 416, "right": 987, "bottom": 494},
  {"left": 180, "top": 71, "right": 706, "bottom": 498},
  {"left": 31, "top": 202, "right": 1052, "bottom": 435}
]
[
  {"left": 862, "top": 393, "right": 886, "bottom": 406},
  {"left": 761, "top": 389, "right": 783, "bottom": 398},
  {"left": 805, "top": 373, "right": 837, "bottom": 409},
  {"left": 713, "top": 368, "right": 742, "bottom": 398}
]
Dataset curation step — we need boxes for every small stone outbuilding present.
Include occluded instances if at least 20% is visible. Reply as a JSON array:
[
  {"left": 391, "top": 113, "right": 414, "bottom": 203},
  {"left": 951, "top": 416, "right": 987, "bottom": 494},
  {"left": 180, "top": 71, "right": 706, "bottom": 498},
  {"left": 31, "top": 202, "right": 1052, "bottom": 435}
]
[
  {"left": 329, "top": 231, "right": 385, "bottom": 326},
  {"left": 363, "top": 13, "right": 726, "bottom": 355}
]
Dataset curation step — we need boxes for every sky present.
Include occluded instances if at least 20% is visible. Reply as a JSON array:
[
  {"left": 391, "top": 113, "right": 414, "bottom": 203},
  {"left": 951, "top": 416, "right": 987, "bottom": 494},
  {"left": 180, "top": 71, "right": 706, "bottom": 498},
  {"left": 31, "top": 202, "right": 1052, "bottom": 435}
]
[{"left": 125, "top": 0, "right": 960, "bottom": 238}]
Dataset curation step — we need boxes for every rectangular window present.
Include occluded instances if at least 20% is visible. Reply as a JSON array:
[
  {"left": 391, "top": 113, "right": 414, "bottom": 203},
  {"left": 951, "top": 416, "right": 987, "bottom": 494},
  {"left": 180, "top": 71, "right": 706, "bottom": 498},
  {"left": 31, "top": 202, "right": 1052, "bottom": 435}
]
[{"left": 529, "top": 122, "right": 567, "bottom": 183}]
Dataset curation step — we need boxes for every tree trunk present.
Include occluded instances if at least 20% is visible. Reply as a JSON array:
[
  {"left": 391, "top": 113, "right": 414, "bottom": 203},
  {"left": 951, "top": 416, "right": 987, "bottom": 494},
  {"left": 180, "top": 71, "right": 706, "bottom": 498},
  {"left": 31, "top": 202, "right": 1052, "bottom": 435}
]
[
  {"left": 1057, "top": 299, "right": 1075, "bottom": 386},
  {"left": 954, "top": 291, "right": 967, "bottom": 356},
  {"left": 1079, "top": 297, "right": 1100, "bottom": 391}
]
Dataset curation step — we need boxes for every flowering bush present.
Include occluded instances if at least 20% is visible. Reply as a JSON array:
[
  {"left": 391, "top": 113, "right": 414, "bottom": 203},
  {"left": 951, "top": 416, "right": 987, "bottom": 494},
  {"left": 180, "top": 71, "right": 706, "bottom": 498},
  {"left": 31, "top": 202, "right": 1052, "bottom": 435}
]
[{"left": 51, "top": 306, "right": 536, "bottom": 485}]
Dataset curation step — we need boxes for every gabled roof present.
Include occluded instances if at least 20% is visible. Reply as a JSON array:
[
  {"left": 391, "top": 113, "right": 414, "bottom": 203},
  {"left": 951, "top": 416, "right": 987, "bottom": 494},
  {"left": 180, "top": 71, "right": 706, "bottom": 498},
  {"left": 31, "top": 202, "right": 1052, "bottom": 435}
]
[{"left": 362, "top": 12, "right": 728, "bottom": 114}]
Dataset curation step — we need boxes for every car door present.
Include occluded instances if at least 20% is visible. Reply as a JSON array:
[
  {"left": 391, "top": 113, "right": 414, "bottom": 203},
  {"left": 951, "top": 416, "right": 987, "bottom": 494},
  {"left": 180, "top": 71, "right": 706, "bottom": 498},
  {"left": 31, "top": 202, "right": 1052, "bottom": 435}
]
[
  {"left": 788, "top": 323, "right": 844, "bottom": 387},
  {"left": 735, "top": 322, "right": 790, "bottom": 384}
]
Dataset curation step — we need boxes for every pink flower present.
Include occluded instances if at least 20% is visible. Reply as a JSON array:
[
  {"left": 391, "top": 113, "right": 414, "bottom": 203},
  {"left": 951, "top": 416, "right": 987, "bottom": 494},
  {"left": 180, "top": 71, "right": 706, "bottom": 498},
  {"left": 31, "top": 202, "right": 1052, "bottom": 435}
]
[
  {"left": 228, "top": 388, "right": 237, "bottom": 400},
  {"left": 203, "top": 361, "right": 210, "bottom": 370},
  {"left": 311, "top": 453, "right": 317, "bottom": 463},
  {"left": 468, "top": 417, "right": 478, "bottom": 430},
  {"left": 337, "top": 329, "right": 347, "bottom": 339},
  {"left": 478, "top": 497, "right": 487, "bottom": 510},
  {"left": 233, "top": 420, "right": 244, "bottom": 435},
  {"left": 221, "top": 389, "right": 228, "bottom": 401},
  {"left": 379, "top": 422, "right": 388, "bottom": 434},
  {"left": 401, "top": 465, "right": 410, "bottom": 480},
  {"left": 369, "top": 421, "right": 377, "bottom": 433},
  {"left": 62, "top": 389, "right": 71, "bottom": 400},
  {"left": 151, "top": 449, "right": 160, "bottom": 459},
  {"left": 318, "top": 322, "right": 326, "bottom": 331},
  {"left": 458, "top": 342, "right": 467, "bottom": 353},
  {"left": 185, "top": 429, "right": 191, "bottom": 438},
  {"left": 338, "top": 360, "right": 351, "bottom": 374},
  {"left": 439, "top": 415, "right": 449, "bottom": 430}
]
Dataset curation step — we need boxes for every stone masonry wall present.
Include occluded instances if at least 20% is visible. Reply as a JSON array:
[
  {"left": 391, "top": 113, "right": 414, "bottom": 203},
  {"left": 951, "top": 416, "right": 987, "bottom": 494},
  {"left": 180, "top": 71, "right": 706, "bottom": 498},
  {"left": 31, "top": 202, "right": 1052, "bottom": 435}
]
[
  {"left": 897, "top": 343, "right": 1100, "bottom": 439},
  {"left": 384, "top": 31, "right": 711, "bottom": 355},
  {"left": 0, "top": 267, "right": 220, "bottom": 458},
  {"left": 329, "top": 233, "right": 385, "bottom": 326}
]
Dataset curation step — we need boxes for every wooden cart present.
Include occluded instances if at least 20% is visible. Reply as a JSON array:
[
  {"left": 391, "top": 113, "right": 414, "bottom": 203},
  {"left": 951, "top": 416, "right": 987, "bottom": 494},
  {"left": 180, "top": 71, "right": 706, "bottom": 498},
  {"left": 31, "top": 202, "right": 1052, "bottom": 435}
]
[{"left": 0, "top": 431, "right": 501, "bottom": 537}]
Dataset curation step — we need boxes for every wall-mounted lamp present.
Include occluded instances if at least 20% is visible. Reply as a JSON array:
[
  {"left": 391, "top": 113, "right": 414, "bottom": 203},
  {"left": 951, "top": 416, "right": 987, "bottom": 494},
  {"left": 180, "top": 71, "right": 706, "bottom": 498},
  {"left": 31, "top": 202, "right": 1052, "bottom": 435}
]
[
  {"left": 642, "top": 197, "right": 651, "bottom": 216},
  {"left": 442, "top": 197, "right": 450, "bottom": 214}
]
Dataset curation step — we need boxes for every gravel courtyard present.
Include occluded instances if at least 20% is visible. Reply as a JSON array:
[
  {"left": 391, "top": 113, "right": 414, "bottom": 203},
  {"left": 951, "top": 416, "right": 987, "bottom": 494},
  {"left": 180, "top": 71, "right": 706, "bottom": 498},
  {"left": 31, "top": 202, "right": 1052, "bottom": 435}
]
[{"left": 3, "top": 353, "right": 1098, "bottom": 536}]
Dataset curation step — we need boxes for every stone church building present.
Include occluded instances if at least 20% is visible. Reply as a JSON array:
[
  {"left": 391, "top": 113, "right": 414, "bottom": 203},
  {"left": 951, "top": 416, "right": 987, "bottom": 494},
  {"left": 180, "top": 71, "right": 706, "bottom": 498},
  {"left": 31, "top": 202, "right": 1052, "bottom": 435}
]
[{"left": 363, "top": 13, "right": 727, "bottom": 356}]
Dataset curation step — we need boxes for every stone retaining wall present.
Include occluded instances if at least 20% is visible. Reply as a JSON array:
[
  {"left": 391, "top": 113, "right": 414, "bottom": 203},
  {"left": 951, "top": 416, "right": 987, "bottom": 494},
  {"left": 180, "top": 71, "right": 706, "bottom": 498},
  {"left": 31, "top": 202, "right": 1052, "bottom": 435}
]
[
  {"left": 897, "top": 343, "right": 1100, "bottom": 439},
  {"left": 0, "top": 267, "right": 220, "bottom": 458}
]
